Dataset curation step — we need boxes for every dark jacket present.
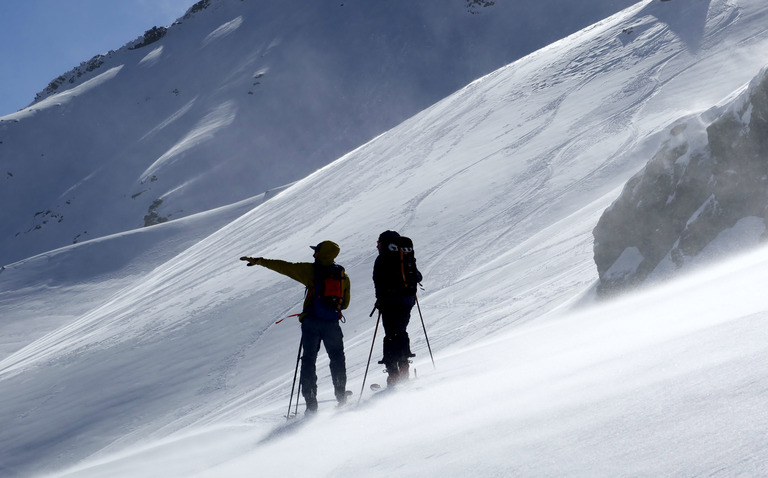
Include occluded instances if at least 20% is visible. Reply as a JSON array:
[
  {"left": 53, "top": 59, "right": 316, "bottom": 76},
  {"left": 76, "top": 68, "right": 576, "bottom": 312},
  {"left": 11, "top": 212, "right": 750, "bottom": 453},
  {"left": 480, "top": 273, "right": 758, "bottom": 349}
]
[{"left": 373, "top": 252, "right": 422, "bottom": 300}]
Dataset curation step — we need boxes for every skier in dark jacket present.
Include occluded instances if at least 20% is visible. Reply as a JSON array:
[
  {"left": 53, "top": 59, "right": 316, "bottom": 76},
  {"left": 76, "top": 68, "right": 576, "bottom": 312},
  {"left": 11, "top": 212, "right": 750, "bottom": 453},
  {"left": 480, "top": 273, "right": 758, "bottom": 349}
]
[
  {"left": 372, "top": 230, "right": 422, "bottom": 387},
  {"left": 241, "top": 240, "right": 350, "bottom": 414}
]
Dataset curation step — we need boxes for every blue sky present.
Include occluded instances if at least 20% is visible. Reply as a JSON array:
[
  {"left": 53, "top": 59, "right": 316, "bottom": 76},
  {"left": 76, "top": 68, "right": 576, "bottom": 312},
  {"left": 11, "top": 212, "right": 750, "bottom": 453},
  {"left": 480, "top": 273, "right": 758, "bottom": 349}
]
[{"left": 0, "top": 0, "right": 200, "bottom": 116}]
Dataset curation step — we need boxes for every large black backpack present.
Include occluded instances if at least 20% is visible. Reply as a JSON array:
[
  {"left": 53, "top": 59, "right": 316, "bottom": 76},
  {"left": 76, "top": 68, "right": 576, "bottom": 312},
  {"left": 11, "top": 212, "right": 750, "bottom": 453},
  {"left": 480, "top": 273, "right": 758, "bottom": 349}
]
[
  {"left": 311, "top": 263, "right": 346, "bottom": 320},
  {"left": 379, "top": 235, "right": 421, "bottom": 295},
  {"left": 395, "top": 236, "right": 420, "bottom": 294}
]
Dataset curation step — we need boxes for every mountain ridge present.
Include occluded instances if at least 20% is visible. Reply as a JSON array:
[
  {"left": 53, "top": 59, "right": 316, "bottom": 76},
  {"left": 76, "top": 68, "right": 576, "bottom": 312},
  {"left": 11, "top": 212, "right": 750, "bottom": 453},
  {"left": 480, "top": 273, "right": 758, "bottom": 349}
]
[{"left": 0, "top": 0, "right": 640, "bottom": 267}]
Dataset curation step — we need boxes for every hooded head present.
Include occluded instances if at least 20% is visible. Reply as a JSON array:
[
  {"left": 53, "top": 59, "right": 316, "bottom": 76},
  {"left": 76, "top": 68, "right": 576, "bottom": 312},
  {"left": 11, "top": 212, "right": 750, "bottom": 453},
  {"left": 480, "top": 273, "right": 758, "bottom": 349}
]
[
  {"left": 310, "top": 240, "right": 340, "bottom": 265},
  {"left": 377, "top": 230, "right": 400, "bottom": 254}
]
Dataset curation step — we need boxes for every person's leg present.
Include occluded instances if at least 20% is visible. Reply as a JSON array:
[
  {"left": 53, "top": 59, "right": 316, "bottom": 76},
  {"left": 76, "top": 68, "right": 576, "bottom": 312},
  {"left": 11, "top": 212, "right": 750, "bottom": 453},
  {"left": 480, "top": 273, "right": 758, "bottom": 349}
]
[
  {"left": 380, "top": 300, "right": 413, "bottom": 384},
  {"left": 322, "top": 321, "right": 347, "bottom": 404},
  {"left": 379, "top": 305, "right": 400, "bottom": 384},
  {"left": 397, "top": 300, "right": 416, "bottom": 378},
  {"left": 380, "top": 306, "right": 398, "bottom": 363},
  {"left": 300, "top": 319, "right": 322, "bottom": 412},
  {"left": 391, "top": 309, "right": 411, "bottom": 382}
]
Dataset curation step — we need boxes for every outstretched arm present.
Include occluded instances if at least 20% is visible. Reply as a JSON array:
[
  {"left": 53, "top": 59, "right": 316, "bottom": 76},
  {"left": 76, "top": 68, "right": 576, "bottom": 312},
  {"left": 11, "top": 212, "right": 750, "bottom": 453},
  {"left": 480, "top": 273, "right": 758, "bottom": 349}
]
[{"left": 240, "top": 256, "right": 314, "bottom": 287}]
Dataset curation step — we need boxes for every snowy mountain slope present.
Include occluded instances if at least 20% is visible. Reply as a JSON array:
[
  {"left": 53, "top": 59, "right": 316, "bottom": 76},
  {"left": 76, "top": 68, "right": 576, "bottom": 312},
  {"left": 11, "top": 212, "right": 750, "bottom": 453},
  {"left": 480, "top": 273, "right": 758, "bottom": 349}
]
[
  {"left": 0, "top": 185, "right": 285, "bottom": 358},
  {"left": 0, "top": 0, "right": 639, "bottom": 267},
  {"left": 193, "top": 248, "right": 768, "bottom": 478},
  {"left": 2, "top": 0, "right": 768, "bottom": 476}
]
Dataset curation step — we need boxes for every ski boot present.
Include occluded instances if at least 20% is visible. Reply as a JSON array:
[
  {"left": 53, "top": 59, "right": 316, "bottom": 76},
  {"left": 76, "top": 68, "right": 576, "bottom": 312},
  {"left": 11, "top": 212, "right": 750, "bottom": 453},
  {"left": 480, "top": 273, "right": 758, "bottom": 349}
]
[{"left": 304, "top": 391, "right": 318, "bottom": 415}]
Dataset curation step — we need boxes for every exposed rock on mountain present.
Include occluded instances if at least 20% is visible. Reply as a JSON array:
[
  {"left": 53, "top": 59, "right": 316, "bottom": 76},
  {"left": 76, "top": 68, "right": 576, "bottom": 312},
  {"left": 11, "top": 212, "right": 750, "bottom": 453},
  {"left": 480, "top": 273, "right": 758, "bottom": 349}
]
[{"left": 594, "top": 67, "right": 768, "bottom": 295}]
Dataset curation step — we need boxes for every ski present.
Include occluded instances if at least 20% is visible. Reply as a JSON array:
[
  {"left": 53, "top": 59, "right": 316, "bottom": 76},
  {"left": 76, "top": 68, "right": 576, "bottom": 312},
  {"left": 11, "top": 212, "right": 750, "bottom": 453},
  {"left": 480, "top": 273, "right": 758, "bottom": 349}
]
[
  {"left": 370, "top": 383, "right": 397, "bottom": 393},
  {"left": 368, "top": 382, "right": 400, "bottom": 397}
]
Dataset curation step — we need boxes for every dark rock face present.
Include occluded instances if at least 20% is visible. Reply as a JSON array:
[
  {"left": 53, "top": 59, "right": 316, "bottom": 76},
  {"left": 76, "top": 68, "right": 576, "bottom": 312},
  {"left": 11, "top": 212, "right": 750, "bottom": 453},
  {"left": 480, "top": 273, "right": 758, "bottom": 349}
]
[{"left": 593, "top": 67, "right": 768, "bottom": 295}]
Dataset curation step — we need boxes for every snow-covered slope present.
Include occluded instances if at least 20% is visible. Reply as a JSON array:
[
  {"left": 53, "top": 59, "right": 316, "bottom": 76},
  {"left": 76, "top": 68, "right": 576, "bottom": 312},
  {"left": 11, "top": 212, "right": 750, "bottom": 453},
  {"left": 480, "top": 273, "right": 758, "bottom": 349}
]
[
  {"left": 0, "top": 0, "right": 638, "bottom": 267},
  {"left": 2, "top": 0, "right": 768, "bottom": 476}
]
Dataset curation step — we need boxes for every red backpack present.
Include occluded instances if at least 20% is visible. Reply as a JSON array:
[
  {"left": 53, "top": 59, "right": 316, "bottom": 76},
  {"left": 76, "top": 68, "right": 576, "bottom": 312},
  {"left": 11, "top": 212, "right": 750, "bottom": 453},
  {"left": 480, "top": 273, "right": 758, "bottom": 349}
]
[{"left": 311, "top": 263, "right": 346, "bottom": 320}]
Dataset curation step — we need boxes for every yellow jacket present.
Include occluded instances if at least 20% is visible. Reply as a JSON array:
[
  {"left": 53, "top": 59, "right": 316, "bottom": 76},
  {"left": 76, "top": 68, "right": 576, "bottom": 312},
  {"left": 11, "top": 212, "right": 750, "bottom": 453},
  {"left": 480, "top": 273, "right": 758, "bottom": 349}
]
[{"left": 255, "top": 241, "right": 350, "bottom": 320}]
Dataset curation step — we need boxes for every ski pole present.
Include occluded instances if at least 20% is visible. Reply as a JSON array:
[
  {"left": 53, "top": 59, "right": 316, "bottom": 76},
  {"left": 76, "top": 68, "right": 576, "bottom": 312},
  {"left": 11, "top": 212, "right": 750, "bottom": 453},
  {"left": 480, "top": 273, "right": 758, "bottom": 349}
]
[
  {"left": 286, "top": 338, "right": 303, "bottom": 420},
  {"left": 416, "top": 296, "right": 435, "bottom": 369},
  {"left": 295, "top": 382, "right": 301, "bottom": 417},
  {"left": 358, "top": 310, "right": 381, "bottom": 404}
]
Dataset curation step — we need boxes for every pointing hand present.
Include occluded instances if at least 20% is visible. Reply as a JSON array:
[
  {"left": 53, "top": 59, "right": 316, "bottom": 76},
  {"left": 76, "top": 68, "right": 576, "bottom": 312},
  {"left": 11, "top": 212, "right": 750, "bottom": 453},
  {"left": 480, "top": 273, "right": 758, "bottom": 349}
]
[{"left": 239, "top": 256, "right": 263, "bottom": 266}]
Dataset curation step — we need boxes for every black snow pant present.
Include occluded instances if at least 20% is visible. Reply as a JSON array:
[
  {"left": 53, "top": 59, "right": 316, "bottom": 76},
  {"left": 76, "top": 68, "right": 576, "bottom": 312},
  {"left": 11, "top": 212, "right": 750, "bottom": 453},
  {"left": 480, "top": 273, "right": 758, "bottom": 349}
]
[
  {"left": 378, "top": 295, "right": 416, "bottom": 369},
  {"left": 300, "top": 315, "right": 347, "bottom": 403}
]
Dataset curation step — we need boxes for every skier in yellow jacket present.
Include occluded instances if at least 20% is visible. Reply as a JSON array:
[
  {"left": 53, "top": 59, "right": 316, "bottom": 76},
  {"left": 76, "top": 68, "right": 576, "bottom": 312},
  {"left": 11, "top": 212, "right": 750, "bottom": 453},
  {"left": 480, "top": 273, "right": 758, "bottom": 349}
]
[{"left": 241, "top": 240, "right": 350, "bottom": 413}]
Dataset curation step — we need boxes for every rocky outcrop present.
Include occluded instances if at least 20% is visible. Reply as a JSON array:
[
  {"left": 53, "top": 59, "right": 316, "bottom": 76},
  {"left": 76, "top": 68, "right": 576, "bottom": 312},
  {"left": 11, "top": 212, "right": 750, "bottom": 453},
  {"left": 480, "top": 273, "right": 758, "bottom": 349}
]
[{"left": 593, "top": 66, "right": 768, "bottom": 295}]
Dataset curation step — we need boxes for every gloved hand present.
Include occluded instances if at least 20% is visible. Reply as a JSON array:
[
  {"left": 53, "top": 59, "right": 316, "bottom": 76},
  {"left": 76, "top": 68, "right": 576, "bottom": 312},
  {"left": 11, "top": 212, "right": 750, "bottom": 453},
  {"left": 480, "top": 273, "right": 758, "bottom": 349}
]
[{"left": 239, "top": 256, "right": 263, "bottom": 266}]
